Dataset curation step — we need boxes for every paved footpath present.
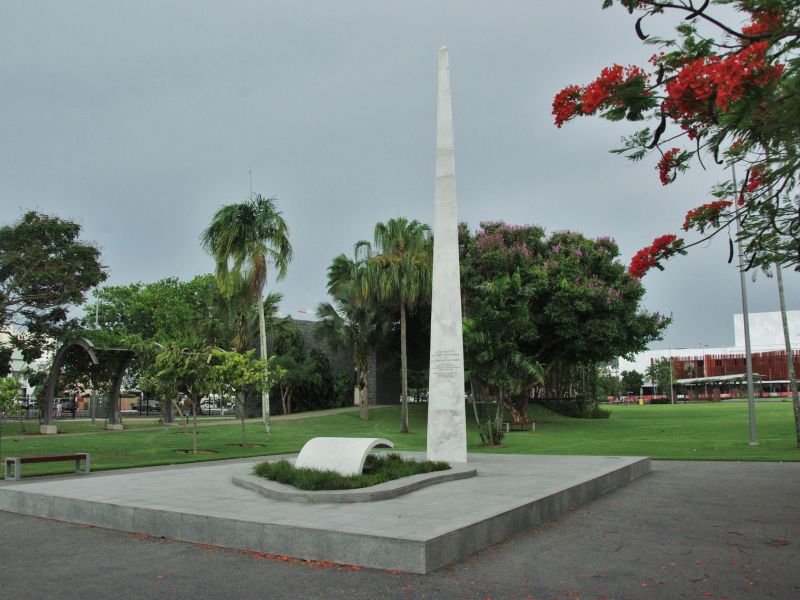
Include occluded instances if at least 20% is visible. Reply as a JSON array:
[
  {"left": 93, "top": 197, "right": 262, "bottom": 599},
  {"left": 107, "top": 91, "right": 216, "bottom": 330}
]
[{"left": 2, "top": 460, "right": 798, "bottom": 599}]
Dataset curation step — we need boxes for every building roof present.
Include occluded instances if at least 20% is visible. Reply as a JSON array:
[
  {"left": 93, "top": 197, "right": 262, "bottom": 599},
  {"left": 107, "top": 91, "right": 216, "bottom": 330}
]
[{"left": 676, "top": 373, "right": 762, "bottom": 385}]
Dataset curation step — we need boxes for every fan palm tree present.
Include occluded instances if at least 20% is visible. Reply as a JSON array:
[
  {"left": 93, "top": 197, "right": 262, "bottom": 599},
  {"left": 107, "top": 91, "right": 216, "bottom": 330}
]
[
  {"left": 200, "top": 195, "right": 292, "bottom": 431},
  {"left": 360, "top": 218, "right": 432, "bottom": 433},
  {"left": 315, "top": 252, "right": 380, "bottom": 420}
]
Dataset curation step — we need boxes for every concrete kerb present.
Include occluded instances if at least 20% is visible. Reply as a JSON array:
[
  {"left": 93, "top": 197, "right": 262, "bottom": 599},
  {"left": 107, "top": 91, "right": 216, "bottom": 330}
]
[{"left": 231, "top": 461, "right": 478, "bottom": 503}]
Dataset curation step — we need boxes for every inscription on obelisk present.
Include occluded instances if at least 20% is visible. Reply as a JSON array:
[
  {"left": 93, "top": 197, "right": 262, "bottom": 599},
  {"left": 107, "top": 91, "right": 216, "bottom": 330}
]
[{"left": 427, "top": 47, "right": 467, "bottom": 463}]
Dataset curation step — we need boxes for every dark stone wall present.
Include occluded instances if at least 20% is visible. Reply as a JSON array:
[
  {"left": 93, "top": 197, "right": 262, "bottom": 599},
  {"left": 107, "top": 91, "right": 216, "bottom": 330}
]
[{"left": 375, "top": 348, "right": 401, "bottom": 405}]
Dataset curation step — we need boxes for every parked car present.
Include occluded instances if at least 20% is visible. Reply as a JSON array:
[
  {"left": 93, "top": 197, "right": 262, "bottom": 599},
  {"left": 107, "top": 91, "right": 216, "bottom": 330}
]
[
  {"left": 131, "top": 400, "right": 161, "bottom": 413},
  {"left": 199, "top": 401, "right": 223, "bottom": 415}
]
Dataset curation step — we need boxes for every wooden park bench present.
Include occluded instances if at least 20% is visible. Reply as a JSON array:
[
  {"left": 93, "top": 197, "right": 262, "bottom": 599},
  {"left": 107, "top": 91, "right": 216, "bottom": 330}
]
[
  {"left": 502, "top": 420, "right": 536, "bottom": 433},
  {"left": 4, "top": 453, "right": 91, "bottom": 481}
]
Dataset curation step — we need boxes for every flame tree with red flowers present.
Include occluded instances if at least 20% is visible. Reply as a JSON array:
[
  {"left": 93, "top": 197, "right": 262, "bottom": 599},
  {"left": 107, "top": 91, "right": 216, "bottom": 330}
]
[
  {"left": 554, "top": 0, "right": 798, "bottom": 273},
  {"left": 553, "top": 0, "right": 800, "bottom": 446}
]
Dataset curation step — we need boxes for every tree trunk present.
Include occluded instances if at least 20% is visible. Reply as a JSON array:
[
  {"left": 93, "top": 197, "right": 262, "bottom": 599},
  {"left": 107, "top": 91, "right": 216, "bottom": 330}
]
[
  {"left": 257, "top": 289, "right": 270, "bottom": 433},
  {"left": 191, "top": 402, "right": 197, "bottom": 455},
  {"left": 280, "top": 386, "right": 288, "bottom": 415},
  {"left": 359, "top": 364, "right": 369, "bottom": 421},
  {"left": 469, "top": 379, "right": 481, "bottom": 428},
  {"left": 399, "top": 302, "right": 409, "bottom": 433},
  {"left": 775, "top": 263, "right": 800, "bottom": 447},
  {"left": 239, "top": 393, "right": 248, "bottom": 448},
  {"left": 163, "top": 398, "right": 175, "bottom": 424}
]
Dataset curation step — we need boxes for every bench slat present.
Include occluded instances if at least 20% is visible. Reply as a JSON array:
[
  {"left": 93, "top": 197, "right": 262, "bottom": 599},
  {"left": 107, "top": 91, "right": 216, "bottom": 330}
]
[{"left": 8, "top": 454, "right": 88, "bottom": 464}]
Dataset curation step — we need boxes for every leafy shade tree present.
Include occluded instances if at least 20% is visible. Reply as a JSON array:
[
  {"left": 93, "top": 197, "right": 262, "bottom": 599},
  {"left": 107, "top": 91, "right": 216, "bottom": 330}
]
[
  {"left": 360, "top": 218, "right": 432, "bottom": 433},
  {"left": 79, "top": 275, "right": 237, "bottom": 417},
  {"left": 0, "top": 376, "right": 21, "bottom": 458},
  {"left": 460, "top": 222, "right": 668, "bottom": 418},
  {"left": 84, "top": 275, "right": 232, "bottom": 350},
  {"left": 0, "top": 211, "right": 107, "bottom": 371},
  {"left": 139, "top": 354, "right": 181, "bottom": 425},
  {"left": 463, "top": 272, "right": 544, "bottom": 444},
  {"left": 315, "top": 251, "right": 381, "bottom": 420},
  {"left": 553, "top": 0, "right": 800, "bottom": 443},
  {"left": 620, "top": 369, "right": 644, "bottom": 395},
  {"left": 268, "top": 318, "right": 335, "bottom": 415},
  {"left": 201, "top": 195, "right": 292, "bottom": 433},
  {"left": 596, "top": 368, "right": 622, "bottom": 401},
  {"left": 209, "top": 350, "right": 277, "bottom": 448},
  {"left": 153, "top": 344, "right": 215, "bottom": 454}
]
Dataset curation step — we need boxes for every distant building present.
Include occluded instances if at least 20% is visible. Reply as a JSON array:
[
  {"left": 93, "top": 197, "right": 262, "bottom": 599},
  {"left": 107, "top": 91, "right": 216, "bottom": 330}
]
[
  {"left": 618, "top": 310, "right": 800, "bottom": 398},
  {"left": 0, "top": 331, "right": 52, "bottom": 398}
]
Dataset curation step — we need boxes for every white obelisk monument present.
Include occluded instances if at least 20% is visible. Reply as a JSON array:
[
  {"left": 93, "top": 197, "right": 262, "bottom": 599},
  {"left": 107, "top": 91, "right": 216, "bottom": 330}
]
[{"left": 427, "top": 47, "right": 468, "bottom": 463}]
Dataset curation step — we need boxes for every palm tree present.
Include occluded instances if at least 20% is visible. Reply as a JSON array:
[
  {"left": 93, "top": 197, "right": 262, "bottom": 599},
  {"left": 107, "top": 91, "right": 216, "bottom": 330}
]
[
  {"left": 360, "top": 218, "right": 432, "bottom": 433},
  {"left": 200, "top": 195, "right": 292, "bottom": 432},
  {"left": 315, "top": 253, "right": 380, "bottom": 420}
]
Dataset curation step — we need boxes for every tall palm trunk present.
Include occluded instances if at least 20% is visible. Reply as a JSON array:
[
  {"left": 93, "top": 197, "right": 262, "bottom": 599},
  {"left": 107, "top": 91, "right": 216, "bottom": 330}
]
[
  {"left": 400, "top": 302, "right": 409, "bottom": 433},
  {"left": 257, "top": 289, "right": 270, "bottom": 433},
  {"left": 357, "top": 361, "right": 369, "bottom": 420},
  {"left": 775, "top": 263, "right": 800, "bottom": 447},
  {"left": 359, "top": 366, "right": 369, "bottom": 421}
]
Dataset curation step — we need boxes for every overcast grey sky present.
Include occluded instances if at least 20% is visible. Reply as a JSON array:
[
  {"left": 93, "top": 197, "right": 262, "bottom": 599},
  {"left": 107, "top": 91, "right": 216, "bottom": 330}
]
[{"left": 2, "top": 1, "right": 796, "bottom": 350}]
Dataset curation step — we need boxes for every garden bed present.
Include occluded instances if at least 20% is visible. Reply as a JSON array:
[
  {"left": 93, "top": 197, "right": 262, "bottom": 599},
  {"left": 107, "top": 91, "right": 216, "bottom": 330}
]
[{"left": 252, "top": 452, "right": 449, "bottom": 490}]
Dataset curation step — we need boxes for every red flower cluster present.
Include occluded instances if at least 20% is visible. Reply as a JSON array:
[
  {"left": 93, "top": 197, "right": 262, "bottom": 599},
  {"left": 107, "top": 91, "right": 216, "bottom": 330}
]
[
  {"left": 742, "top": 11, "right": 782, "bottom": 37},
  {"left": 682, "top": 200, "right": 732, "bottom": 231},
  {"left": 628, "top": 234, "right": 681, "bottom": 279},
  {"left": 744, "top": 168, "right": 766, "bottom": 192},
  {"left": 552, "top": 85, "right": 582, "bottom": 128},
  {"left": 658, "top": 148, "right": 681, "bottom": 185},
  {"left": 552, "top": 65, "right": 647, "bottom": 127},
  {"left": 664, "top": 42, "right": 784, "bottom": 122}
]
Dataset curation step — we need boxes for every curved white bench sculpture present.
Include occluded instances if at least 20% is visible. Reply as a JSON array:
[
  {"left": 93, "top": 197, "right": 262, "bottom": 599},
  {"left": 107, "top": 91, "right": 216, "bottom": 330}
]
[{"left": 294, "top": 437, "right": 394, "bottom": 476}]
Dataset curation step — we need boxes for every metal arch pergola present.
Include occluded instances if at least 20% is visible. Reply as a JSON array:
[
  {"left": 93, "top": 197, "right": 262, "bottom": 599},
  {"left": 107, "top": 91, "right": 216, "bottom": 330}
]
[{"left": 41, "top": 338, "right": 135, "bottom": 431}]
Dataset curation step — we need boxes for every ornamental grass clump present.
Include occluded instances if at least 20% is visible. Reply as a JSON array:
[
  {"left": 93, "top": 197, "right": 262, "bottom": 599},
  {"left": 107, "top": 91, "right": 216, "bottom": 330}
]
[{"left": 252, "top": 453, "right": 449, "bottom": 491}]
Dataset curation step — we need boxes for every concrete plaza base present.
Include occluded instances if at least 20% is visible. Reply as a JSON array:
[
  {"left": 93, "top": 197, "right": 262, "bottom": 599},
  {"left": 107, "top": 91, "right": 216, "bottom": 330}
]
[{"left": 0, "top": 453, "right": 649, "bottom": 574}]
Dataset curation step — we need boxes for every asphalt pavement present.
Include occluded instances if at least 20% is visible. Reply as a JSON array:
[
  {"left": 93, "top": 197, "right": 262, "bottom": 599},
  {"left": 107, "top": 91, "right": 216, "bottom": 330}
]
[{"left": 1, "top": 460, "right": 798, "bottom": 599}]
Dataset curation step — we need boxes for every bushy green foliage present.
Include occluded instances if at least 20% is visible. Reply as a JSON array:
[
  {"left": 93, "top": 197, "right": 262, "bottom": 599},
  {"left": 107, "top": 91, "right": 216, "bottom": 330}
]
[
  {"left": 252, "top": 452, "right": 449, "bottom": 490},
  {"left": 620, "top": 370, "right": 644, "bottom": 395},
  {"left": 460, "top": 222, "right": 667, "bottom": 420},
  {"left": 0, "top": 375, "right": 21, "bottom": 456},
  {"left": 331, "top": 371, "right": 355, "bottom": 408},
  {"left": 1, "top": 211, "right": 106, "bottom": 371}
]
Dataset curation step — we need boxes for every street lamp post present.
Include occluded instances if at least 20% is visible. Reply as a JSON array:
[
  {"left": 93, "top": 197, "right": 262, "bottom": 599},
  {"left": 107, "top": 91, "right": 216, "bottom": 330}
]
[
  {"left": 732, "top": 164, "right": 759, "bottom": 446},
  {"left": 669, "top": 349, "right": 674, "bottom": 405}
]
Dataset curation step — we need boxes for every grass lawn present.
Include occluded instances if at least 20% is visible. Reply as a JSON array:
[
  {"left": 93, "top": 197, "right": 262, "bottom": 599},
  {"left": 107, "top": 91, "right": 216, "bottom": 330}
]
[
  {"left": 490, "top": 402, "right": 800, "bottom": 461},
  {"left": 1, "top": 401, "right": 798, "bottom": 478},
  {"left": 1, "top": 417, "right": 171, "bottom": 435}
]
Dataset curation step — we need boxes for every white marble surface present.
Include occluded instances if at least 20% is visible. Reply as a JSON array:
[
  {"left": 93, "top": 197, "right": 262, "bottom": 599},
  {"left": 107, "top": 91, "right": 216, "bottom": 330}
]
[
  {"left": 427, "top": 47, "right": 467, "bottom": 463},
  {"left": 293, "top": 436, "right": 394, "bottom": 476}
]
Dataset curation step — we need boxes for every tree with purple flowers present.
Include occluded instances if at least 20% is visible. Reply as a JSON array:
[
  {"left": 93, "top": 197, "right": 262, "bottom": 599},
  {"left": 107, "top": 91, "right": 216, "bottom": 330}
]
[{"left": 460, "top": 221, "right": 667, "bottom": 420}]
